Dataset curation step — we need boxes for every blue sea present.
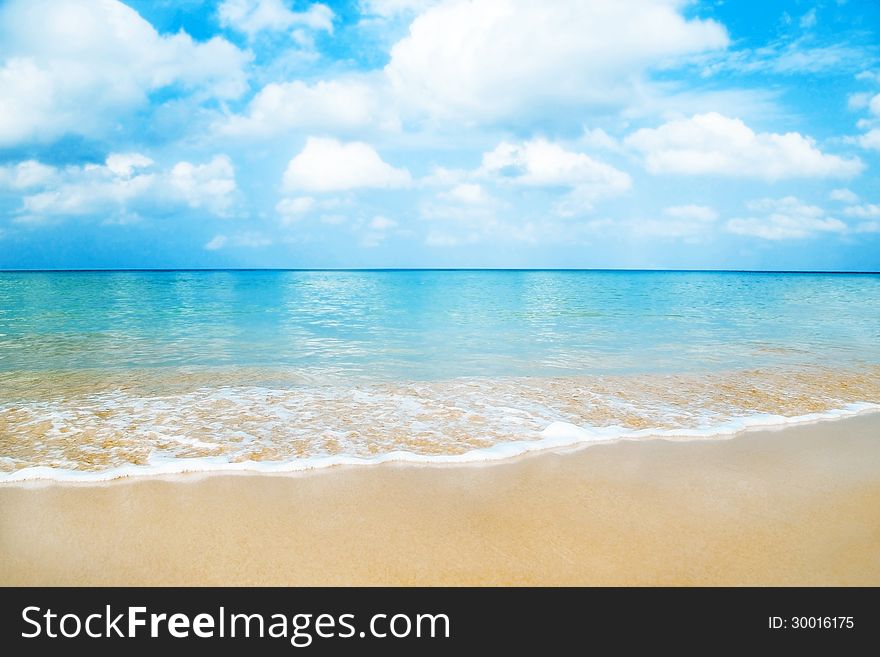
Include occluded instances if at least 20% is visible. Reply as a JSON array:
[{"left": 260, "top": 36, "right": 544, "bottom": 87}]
[{"left": 1, "top": 270, "right": 879, "bottom": 481}]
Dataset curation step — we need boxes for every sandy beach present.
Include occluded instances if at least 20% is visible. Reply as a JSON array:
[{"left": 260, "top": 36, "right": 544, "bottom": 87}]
[{"left": 2, "top": 413, "right": 879, "bottom": 586}]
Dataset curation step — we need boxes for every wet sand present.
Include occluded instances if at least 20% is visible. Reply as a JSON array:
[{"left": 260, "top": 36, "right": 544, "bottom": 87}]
[{"left": 2, "top": 414, "right": 879, "bottom": 585}]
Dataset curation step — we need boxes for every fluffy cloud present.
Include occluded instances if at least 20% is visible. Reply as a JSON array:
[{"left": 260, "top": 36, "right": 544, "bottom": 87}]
[
  {"left": 626, "top": 113, "right": 863, "bottom": 179},
  {"left": 3, "top": 153, "right": 237, "bottom": 222},
  {"left": 726, "top": 197, "right": 846, "bottom": 240},
  {"left": 218, "top": 0, "right": 333, "bottom": 38},
  {"left": 385, "top": 0, "right": 728, "bottom": 120},
  {"left": 169, "top": 156, "right": 237, "bottom": 216},
  {"left": 105, "top": 153, "right": 155, "bottom": 178},
  {"left": 282, "top": 137, "right": 411, "bottom": 192},
  {"left": 0, "top": 0, "right": 250, "bottom": 147},
  {"left": 219, "top": 78, "right": 394, "bottom": 136},
  {"left": 480, "top": 139, "right": 631, "bottom": 212}
]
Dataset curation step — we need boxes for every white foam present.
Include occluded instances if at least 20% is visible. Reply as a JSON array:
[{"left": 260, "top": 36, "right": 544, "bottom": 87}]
[{"left": 2, "top": 402, "right": 877, "bottom": 484}]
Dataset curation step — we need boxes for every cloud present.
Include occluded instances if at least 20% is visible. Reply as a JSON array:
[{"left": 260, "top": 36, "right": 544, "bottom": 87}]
[
  {"left": 282, "top": 137, "right": 411, "bottom": 192},
  {"left": 368, "top": 216, "right": 398, "bottom": 230},
  {"left": 843, "top": 204, "right": 880, "bottom": 219},
  {"left": 105, "top": 153, "right": 155, "bottom": 178},
  {"left": 626, "top": 113, "right": 863, "bottom": 179},
  {"left": 276, "top": 196, "right": 317, "bottom": 223},
  {"left": 664, "top": 204, "right": 718, "bottom": 222},
  {"left": 385, "top": 0, "right": 728, "bottom": 121},
  {"left": 440, "top": 183, "right": 490, "bottom": 204},
  {"left": 4, "top": 153, "right": 237, "bottom": 222},
  {"left": 218, "top": 0, "right": 333, "bottom": 38},
  {"left": 480, "top": 138, "right": 631, "bottom": 213},
  {"left": 218, "top": 78, "right": 395, "bottom": 137},
  {"left": 858, "top": 128, "right": 880, "bottom": 150},
  {"left": 421, "top": 182, "right": 499, "bottom": 225},
  {"left": 360, "top": 0, "right": 436, "bottom": 17},
  {"left": 699, "top": 40, "right": 873, "bottom": 76},
  {"left": 726, "top": 197, "right": 846, "bottom": 240},
  {"left": 622, "top": 204, "right": 718, "bottom": 241},
  {"left": 829, "top": 188, "right": 858, "bottom": 203},
  {"left": 0, "top": 160, "right": 58, "bottom": 189},
  {"left": 799, "top": 8, "right": 817, "bottom": 30},
  {"left": 169, "top": 156, "right": 237, "bottom": 216},
  {"left": 0, "top": 0, "right": 250, "bottom": 147},
  {"left": 204, "top": 232, "right": 271, "bottom": 250},
  {"left": 359, "top": 216, "right": 399, "bottom": 247}
]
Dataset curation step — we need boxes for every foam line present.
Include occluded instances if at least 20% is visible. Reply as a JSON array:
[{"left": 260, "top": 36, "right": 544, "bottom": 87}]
[{"left": 2, "top": 402, "right": 877, "bottom": 483}]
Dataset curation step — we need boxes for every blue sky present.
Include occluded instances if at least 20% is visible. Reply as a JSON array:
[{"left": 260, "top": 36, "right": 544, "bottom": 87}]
[{"left": 1, "top": 0, "right": 879, "bottom": 270}]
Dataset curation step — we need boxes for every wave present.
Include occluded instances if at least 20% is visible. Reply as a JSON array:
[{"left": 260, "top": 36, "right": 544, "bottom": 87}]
[{"left": 2, "top": 401, "right": 877, "bottom": 483}]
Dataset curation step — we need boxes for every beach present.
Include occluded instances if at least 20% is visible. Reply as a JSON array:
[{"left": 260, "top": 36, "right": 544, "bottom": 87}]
[{"left": 2, "top": 412, "right": 879, "bottom": 586}]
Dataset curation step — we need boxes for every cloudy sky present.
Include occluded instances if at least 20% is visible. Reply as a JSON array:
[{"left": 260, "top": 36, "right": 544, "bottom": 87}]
[{"left": 1, "top": 0, "right": 879, "bottom": 270}]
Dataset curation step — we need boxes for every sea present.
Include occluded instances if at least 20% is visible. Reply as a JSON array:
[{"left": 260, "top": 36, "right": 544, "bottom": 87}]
[{"left": 1, "top": 269, "right": 878, "bottom": 481}]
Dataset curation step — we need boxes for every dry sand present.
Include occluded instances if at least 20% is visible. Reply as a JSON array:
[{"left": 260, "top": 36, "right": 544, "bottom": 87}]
[{"left": 2, "top": 414, "right": 879, "bottom": 585}]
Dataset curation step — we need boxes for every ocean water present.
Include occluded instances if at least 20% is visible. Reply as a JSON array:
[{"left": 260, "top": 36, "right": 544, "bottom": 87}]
[{"left": 1, "top": 270, "right": 879, "bottom": 481}]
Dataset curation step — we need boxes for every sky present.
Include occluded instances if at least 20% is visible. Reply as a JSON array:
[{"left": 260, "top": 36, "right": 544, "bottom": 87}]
[{"left": 1, "top": 0, "right": 879, "bottom": 270}]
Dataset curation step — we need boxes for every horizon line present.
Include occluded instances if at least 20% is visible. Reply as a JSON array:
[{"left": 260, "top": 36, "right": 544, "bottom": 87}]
[{"left": 1, "top": 267, "right": 879, "bottom": 275}]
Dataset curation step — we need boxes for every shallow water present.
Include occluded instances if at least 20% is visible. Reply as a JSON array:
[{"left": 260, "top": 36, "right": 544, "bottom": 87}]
[{"left": 1, "top": 270, "right": 879, "bottom": 480}]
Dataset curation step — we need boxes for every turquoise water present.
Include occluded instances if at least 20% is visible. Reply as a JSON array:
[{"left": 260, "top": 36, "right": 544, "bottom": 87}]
[
  {"left": 1, "top": 270, "right": 879, "bottom": 480},
  {"left": 2, "top": 270, "right": 879, "bottom": 376}
]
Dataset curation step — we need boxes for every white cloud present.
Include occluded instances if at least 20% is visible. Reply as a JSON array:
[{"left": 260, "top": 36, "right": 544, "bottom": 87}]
[
  {"left": 626, "top": 112, "right": 863, "bottom": 179},
  {"left": 829, "top": 188, "right": 858, "bottom": 203},
  {"left": 580, "top": 128, "right": 622, "bottom": 153},
  {"left": 218, "top": 0, "right": 333, "bottom": 38},
  {"left": 6, "top": 153, "right": 237, "bottom": 222},
  {"left": 858, "top": 128, "right": 880, "bottom": 150},
  {"left": 843, "top": 204, "right": 880, "bottom": 218},
  {"left": 623, "top": 204, "right": 718, "bottom": 241},
  {"left": 218, "top": 78, "right": 395, "bottom": 137},
  {"left": 105, "top": 153, "right": 155, "bottom": 178},
  {"left": 276, "top": 195, "right": 316, "bottom": 221},
  {"left": 282, "top": 137, "right": 411, "bottom": 192},
  {"left": 205, "top": 235, "right": 228, "bottom": 250},
  {"left": 0, "top": 160, "right": 58, "bottom": 189},
  {"left": 440, "top": 183, "right": 490, "bottom": 204},
  {"left": 170, "top": 156, "right": 237, "bottom": 216},
  {"left": 0, "top": 0, "right": 250, "bottom": 146},
  {"left": 799, "top": 8, "right": 817, "bottom": 29},
  {"left": 385, "top": 0, "right": 728, "bottom": 121},
  {"left": 726, "top": 197, "right": 846, "bottom": 240},
  {"left": 205, "top": 232, "right": 271, "bottom": 250},
  {"left": 360, "top": 216, "right": 398, "bottom": 247},
  {"left": 664, "top": 204, "right": 718, "bottom": 222},
  {"left": 480, "top": 138, "right": 631, "bottom": 213},
  {"left": 369, "top": 215, "right": 398, "bottom": 230}
]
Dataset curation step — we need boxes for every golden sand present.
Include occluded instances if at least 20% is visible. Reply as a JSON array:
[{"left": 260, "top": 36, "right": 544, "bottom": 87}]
[{"left": 2, "top": 413, "right": 879, "bottom": 585}]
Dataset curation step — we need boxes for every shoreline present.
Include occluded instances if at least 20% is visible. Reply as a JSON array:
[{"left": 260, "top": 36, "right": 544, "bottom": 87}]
[
  {"left": 3, "top": 403, "right": 879, "bottom": 486},
  {"left": 2, "top": 412, "right": 879, "bottom": 585}
]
